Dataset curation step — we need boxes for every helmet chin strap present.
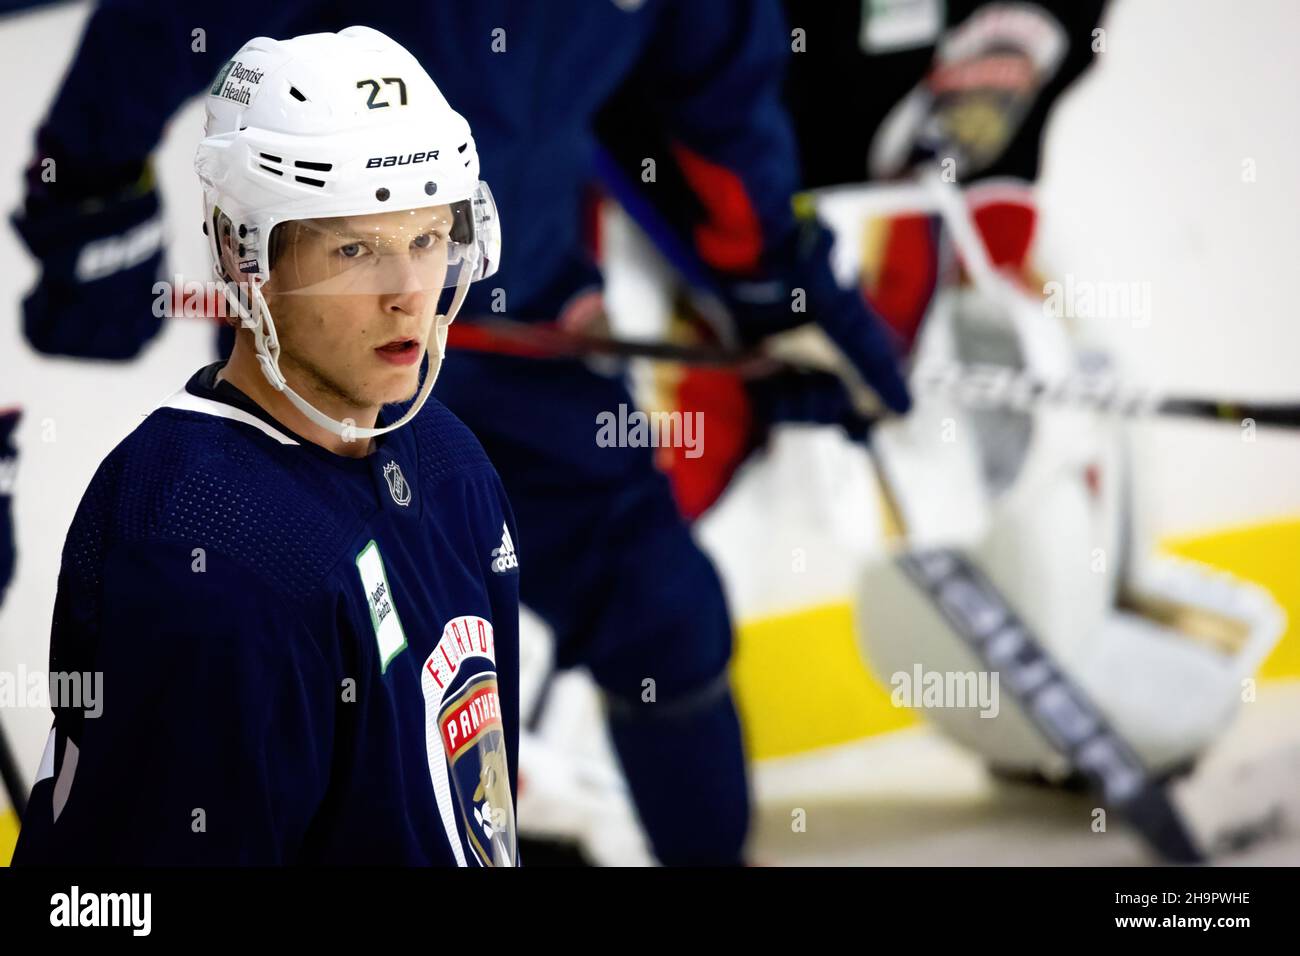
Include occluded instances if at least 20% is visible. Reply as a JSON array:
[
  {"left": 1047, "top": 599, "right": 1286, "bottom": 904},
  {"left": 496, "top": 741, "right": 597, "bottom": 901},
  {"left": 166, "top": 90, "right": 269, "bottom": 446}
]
[{"left": 219, "top": 266, "right": 472, "bottom": 441}]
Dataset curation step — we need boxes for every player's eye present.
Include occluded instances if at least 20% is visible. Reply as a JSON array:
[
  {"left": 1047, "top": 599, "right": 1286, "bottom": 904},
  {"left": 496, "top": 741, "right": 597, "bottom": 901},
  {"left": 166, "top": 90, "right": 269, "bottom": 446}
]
[
  {"left": 338, "top": 242, "right": 366, "bottom": 259},
  {"left": 412, "top": 231, "right": 448, "bottom": 251}
]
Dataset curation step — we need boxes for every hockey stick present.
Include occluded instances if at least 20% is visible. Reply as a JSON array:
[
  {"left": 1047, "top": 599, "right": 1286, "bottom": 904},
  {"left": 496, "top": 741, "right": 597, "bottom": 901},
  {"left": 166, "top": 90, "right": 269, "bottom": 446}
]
[
  {"left": 911, "top": 359, "right": 1300, "bottom": 428},
  {"left": 448, "top": 318, "right": 1300, "bottom": 430},
  {"left": 448, "top": 317, "right": 777, "bottom": 370},
  {"left": 895, "top": 548, "right": 1204, "bottom": 863}
]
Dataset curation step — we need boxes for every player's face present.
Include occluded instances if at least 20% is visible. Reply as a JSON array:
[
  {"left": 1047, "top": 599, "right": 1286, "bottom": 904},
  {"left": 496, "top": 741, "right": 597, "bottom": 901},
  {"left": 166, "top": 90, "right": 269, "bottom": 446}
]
[{"left": 262, "top": 205, "right": 455, "bottom": 411}]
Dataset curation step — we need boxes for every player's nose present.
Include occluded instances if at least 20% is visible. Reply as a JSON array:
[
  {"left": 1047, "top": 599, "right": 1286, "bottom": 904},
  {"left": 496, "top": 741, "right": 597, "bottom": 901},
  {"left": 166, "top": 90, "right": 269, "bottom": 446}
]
[{"left": 380, "top": 255, "right": 433, "bottom": 317}]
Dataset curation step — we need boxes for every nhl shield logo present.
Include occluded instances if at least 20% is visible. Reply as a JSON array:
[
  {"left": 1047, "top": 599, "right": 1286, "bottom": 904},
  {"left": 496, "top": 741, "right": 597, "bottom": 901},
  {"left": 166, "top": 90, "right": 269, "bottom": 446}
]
[{"left": 383, "top": 460, "right": 412, "bottom": 507}]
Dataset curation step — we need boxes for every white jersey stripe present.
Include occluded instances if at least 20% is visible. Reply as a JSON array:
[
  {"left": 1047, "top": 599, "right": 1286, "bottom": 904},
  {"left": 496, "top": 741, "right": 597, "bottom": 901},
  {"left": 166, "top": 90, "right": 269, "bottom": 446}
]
[{"left": 157, "top": 388, "right": 299, "bottom": 445}]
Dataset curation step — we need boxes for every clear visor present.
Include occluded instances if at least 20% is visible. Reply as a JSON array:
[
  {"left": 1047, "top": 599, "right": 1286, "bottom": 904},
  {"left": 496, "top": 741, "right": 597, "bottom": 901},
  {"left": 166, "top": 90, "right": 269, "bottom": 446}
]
[{"left": 265, "top": 183, "right": 499, "bottom": 297}]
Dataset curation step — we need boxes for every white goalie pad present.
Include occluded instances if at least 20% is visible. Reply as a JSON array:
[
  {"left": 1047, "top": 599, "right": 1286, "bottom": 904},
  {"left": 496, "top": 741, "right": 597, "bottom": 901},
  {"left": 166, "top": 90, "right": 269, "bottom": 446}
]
[{"left": 857, "top": 272, "right": 1285, "bottom": 778}]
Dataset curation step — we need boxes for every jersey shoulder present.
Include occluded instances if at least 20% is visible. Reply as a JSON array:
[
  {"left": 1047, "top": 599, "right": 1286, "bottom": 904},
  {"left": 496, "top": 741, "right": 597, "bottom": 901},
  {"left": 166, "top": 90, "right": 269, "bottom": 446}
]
[
  {"left": 65, "top": 404, "right": 358, "bottom": 603},
  {"left": 407, "top": 396, "right": 499, "bottom": 489}
]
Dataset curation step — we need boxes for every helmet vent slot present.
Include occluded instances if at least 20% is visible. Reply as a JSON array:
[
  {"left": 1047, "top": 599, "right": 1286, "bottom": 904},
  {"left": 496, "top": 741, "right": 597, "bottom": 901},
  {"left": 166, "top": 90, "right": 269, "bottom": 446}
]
[
  {"left": 294, "top": 160, "right": 332, "bottom": 172},
  {"left": 289, "top": 86, "right": 308, "bottom": 102},
  {"left": 260, "top": 153, "right": 282, "bottom": 163},
  {"left": 259, "top": 164, "right": 284, "bottom": 176},
  {"left": 294, "top": 175, "right": 326, "bottom": 188}
]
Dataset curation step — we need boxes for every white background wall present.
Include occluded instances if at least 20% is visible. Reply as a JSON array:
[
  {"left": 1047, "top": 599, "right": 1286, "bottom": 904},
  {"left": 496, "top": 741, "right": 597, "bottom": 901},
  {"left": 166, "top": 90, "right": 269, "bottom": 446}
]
[
  {"left": 1036, "top": 0, "right": 1300, "bottom": 540},
  {"left": 1, "top": 0, "right": 1298, "bottom": 783}
]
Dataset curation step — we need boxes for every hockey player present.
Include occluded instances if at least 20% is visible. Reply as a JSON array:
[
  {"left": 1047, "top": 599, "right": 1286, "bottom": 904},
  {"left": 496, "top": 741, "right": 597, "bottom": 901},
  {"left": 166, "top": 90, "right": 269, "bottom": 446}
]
[
  {"left": 12, "top": 27, "right": 519, "bottom": 865},
  {"left": 12, "top": 2, "right": 914, "bottom": 865}
]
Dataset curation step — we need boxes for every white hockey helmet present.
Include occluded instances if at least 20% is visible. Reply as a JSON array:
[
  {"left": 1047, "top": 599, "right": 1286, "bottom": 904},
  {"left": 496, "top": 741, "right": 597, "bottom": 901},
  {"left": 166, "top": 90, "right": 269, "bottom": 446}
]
[{"left": 194, "top": 25, "right": 500, "bottom": 438}]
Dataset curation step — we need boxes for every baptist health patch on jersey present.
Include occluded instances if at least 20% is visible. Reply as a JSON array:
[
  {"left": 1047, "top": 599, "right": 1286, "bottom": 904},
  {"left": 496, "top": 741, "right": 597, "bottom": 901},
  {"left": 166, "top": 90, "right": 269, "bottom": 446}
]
[
  {"left": 421, "top": 616, "right": 518, "bottom": 867},
  {"left": 355, "top": 540, "right": 408, "bottom": 674}
]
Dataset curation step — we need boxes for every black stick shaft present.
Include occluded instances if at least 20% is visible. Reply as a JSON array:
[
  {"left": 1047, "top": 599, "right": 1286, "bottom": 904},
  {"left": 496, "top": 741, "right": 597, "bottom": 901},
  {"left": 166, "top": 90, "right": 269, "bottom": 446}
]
[{"left": 898, "top": 549, "right": 1202, "bottom": 863}]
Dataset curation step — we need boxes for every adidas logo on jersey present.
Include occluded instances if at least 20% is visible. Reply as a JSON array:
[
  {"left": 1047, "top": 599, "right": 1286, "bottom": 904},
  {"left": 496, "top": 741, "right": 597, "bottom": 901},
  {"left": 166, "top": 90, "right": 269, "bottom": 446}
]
[{"left": 490, "top": 523, "right": 518, "bottom": 573}]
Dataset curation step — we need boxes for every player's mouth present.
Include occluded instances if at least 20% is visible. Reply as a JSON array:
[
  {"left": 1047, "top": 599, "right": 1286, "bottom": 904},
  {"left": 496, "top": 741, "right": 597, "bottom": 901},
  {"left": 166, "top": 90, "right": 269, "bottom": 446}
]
[{"left": 374, "top": 337, "right": 422, "bottom": 366}]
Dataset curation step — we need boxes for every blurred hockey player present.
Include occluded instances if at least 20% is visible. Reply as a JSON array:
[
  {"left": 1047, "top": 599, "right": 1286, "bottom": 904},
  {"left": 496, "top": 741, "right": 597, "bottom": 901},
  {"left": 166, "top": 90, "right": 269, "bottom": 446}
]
[
  {"left": 12, "top": 28, "right": 519, "bottom": 865},
  {"left": 11, "top": 2, "right": 915, "bottom": 864},
  {"left": 594, "top": 0, "right": 1110, "bottom": 514}
]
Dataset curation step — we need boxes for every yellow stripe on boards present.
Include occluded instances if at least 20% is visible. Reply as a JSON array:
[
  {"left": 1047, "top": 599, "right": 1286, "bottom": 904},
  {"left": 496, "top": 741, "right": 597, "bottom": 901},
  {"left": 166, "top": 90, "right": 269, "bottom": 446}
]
[
  {"left": 0, "top": 807, "right": 17, "bottom": 867},
  {"left": 731, "top": 602, "right": 917, "bottom": 761}
]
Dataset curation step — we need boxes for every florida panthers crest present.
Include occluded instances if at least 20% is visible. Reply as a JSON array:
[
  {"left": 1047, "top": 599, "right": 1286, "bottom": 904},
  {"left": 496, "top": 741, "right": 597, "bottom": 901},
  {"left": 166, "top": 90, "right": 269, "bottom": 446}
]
[{"left": 420, "top": 615, "right": 518, "bottom": 866}]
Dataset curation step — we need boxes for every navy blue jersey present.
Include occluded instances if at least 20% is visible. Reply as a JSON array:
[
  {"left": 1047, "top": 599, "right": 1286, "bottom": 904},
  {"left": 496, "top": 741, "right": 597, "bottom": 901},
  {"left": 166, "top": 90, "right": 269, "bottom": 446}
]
[{"left": 12, "top": 364, "right": 520, "bottom": 865}]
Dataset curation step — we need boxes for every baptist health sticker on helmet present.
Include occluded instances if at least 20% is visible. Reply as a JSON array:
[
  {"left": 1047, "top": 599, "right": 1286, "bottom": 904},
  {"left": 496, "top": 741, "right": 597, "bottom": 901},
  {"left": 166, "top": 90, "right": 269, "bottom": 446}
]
[
  {"left": 209, "top": 58, "right": 265, "bottom": 105},
  {"left": 355, "top": 540, "right": 407, "bottom": 673},
  {"left": 421, "top": 616, "right": 517, "bottom": 867}
]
